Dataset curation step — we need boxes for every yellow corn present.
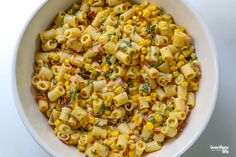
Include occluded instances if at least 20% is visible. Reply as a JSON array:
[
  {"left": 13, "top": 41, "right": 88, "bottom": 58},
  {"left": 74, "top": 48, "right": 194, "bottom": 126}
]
[
  {"left": 173, "top": 71, "right": 179, "bottom": 77},
  {"left": 52, "top": 53, "right": 60, "bottom": 61},
  {"left": 149, "top": 4, "right": 158, "bottom": 11},
  {"left": 146, "top": 122, "right": 154, "bottom": 131},
  {"left": 177, "top": 61, "right": 185, "bottom": 68},
  {"left": 110, "top": 35, "right": 119, "bottom": 43},
  {"left": 57, "top": 81, "right": 63, "bottom": 86},
  {"left": 181, "top": 81, "right": 188, "bottom": 88},
  {"left": 64, "top": 58, "right": 70, "bottom": 63},
  {"left": 107, "top": 130, "right": 112, "bottom": 136},
  {"left": 178, "top": 54, "right": 185, "bottom": 60},
  {"left": 154, "top": 114, "right": 163, "bottom": 122},
  {"left": 88, "top": 0, "right": 93, "bottom": 5},
  {"left": 54, "top": 119, "right": 61, "bottom": 127},
  {"left": 141, "top": 55, "right": 145, "bottom": 62},
  {"left": 128, "top": 150, "right": 135, "bottom": 157},
  {"left": 53, "top": 129, "right": 58, "bottom": 135},
  {"left": 145, "top": 96, "right": 152, "bottom": 102},
  {"left": 127, "top": 19, "right": 133, "bottom": 24},
  {"left": 112, "top": 130, "right": 120, "bottom": 137},
  {"left": 141, "top": 108, "right": 149, "bottom": 114},
  {"left": 65, "top": 85, "right": 70, "bottom": 91},
  {"left": 85, "top": 58, "right": 92, "bottom": 63},
  {"left": 141, "top": 47, "right": 147, "bottom": 54},
  {"left": 102, "top": 64, "right": 110, "bottom": 72},
  {"left": 110, "top": 143, "right": 116, "bottom": 150},
  {"left": 105, "top": 110, "right": 111, "bottom": 116},
  {"left": 169, "top": 60, "right": 176, "bottom": 66},
  {"left": 63, "top": 74, "right": 70, "bottom": 80},
  {"left": 107, "top": 140, "right": 113, "bottom": 146},
  {"left": 78, "top": 146, "right": 86, "bottom": 152},
  {"left": 85, "top": 64, "right": 91, "bottom": 71},
  {"left": 170, "top": 66, "right": 177, "bottom": 71},
  {"left": 114, "top": 86, "right": 123, "bottom": 94},
  {"left": 125, "top": 134, "right": 130, "bottom": 139}
]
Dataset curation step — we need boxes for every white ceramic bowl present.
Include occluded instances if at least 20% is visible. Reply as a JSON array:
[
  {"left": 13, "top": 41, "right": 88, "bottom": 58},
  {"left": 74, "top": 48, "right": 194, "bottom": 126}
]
[{"left": 12, "top": 0, "right": 219, "bottom": 157}]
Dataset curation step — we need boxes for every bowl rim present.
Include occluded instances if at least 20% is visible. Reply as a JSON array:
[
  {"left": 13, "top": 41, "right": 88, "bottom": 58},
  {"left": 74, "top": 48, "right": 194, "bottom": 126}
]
[{"left": 12, "top": 0, "right": 219, "bottom": 157}]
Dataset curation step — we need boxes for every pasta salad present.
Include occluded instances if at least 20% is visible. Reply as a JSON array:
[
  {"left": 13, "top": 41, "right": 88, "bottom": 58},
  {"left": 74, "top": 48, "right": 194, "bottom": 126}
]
[{"left": 31, "top": 0, "right": 201, "bottom": 157}]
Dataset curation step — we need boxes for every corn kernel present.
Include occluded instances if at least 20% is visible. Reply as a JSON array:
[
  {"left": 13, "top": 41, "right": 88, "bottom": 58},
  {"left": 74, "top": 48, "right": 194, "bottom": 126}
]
[
  {"left": 181, "top": 81, "right": 188, "bottom": 88},
  {"left": 140, "top": 55, "right": 145, "bottom": 62},
  {"left": 110, "top": 35, "right": 119, "bottom": 43},
  {"left": 141, "top": 47, "right": 147, "bottom": 54},
  {"left": 65, "top": 85, "right": 70, "bottom": 91},
  {"left": 53, "top": 129, "right": 58, "bottom": 135},
  {"left": 107, "top": 129, "right": 112, "bottom": 136},
  {"left": 114, "top": 86, "right": 123, "bottom": 94},
  {"left": 85, "top": 64, "right": 91, "bottom": 71},
  {"left": 52, "top": 53, "right": 60, "bottom": 61},
  {"left": 89, "top": 117, "right": 95, "bottom": 124},
  {"left": 102, "top": 64, "right": 109, "bottom": 72},
  {"left": 178, "top": 54, "right": 185, "bottom": 60},
  {"left": 138, "top": 11, "right": 143, "bottom": 16},
  {"left": 57, "top": 81, "right": 63, "bottom": 86},
  {"left": 169, "top": 60, "right": 176, "bottom": 66},
  {"left": 170, "top": 66, "right": 177, "bottom": 71},
  {"left": 122, "top": 64, "right": 126, "bottom": 68},
  {"left": 54, "top": 119, "right": 61, "bottom": 127},
  {"left": 101, "top": 114, "right": 107, "bottom": 119},
  {"left": 120, "top": 21, "right": 125, "bottom": 26},
  {"left": 112, "top": 130, "right": 120, "bottom": 137},
  {"left": 177, "top": 61, "right": 185, "bottom": 68},
  {"left": 146, "top": 122, "right": 154, "bottom": 131},
  {"left": 172, "top": 71, "right": 179, "bottom": 77},
  {"left": 64, "top": 74, "right": 70, "bottom": 80},
  {"left": 149, "top": 4, "right": 158, "bottom": 11},
  {"left": 154, "top": 114, "right": 163, "bottom": 122},
  {"left": 145, "top": 96, "right": 152, "bottom": 102},
  {"left": 64, "top": 58, "right": 70, "bottom": 63},
  {"left": 128, "top": 150, "right": 135, "bottom": 157},
  {"left": 141, "top": 109, "right": 149, "bottom": 114},
  {"left": 129, "top": 143, "right": 135, "bottom": 150},
  {"left": 105, "top": 110, "right": 111, "bottom": 116},
  {"left": 110, "top": 143, "right": 116, "bottom": 150},
  {"left": 88, "top": 0, "right": 93, "bottom": 5},
  {"left": 107, "top": 140, "right": 113, "bottom": 146},
  {"left": 125, "top": 134, "right": 130, "bottom": 139},
  {"left": 140, "top": 0, "right": 149, "bottom": 8},
  {"left": 78, "top": 146, "right": 86, "bottom": 152},
  {"left": 127, "top": 19, "right": 133, "bottom": 24},
  {"left": 85, "top": 58, "right": 92, "bottom": 63}
]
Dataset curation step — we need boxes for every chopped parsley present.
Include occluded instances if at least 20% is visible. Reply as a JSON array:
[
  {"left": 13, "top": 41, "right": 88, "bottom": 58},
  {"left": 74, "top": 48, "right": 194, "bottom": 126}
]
[
  {"left": 148, "top": 115, "right": 157, "bottom": 124},
  {"left": 189, "top": 55, "right": 198, "bottom": 62},
  {"left": 122, "top": 115, "right": 129, "bottom": 122},
  {"left": 152, "top": 60, "right": 163, "bottom": 68},
  {"left": 97, "top": 104, "right": 105, "bottom": 116},
  {"left": 120, "top": 41, "right": 132, "bottom": 50},
  {"left": 69, "top": 88, "right": 78, "bottom": 104},
  {"left": 72, "top": 9, "right": 77, "bottom": 16},
  {"left": 105, "top": 55, "right": 112, "bottom": 65},
  {"left": 147, "top": 25, "right": 156, "bottom": 34},
  {"left": 91, "top": 149, "right": 97, "bottom": 155},
  {"left": 153, "top": 51, "right": 158, "bottom": 57},
  {"left": 141, "top": 82, "right": 151, "bottom": 94}
]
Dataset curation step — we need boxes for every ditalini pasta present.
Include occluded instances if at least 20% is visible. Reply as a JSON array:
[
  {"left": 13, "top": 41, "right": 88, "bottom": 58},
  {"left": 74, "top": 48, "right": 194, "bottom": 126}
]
[{"left": 31, "top": 0, "right": 201, "bottom": 156}]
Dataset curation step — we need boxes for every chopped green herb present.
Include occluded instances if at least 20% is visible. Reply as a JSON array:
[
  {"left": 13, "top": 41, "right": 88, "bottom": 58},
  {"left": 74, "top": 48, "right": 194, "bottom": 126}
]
[
  {"left": 69, "top": 88, "right": 78, "bottom": 104},
  {"left": 189, "top": 55, "right": 198, "bottom": 62},
  {"left": 105, "top": 55, "right": 112, "bottom": 65},
  {"left": 152, "top": 60, "right": 164, "bottom": 68},
  {"left": 148, "top": 115, "right": 157, "bottom": 124},
  {"left": 141, "top": 82, "right": 151, "bottom": 94},
  {"left": 153, "top": 51, "right": 158, "bottom": 57},
  {"left": 122, "top": 115, "right": 129, "bottom": 122},
  {"left": 72, "top": 9, "right": 77, "bottom": 16},
  {"left": 131, "top": 68, "right": 135, "bottom": 74},
  {"left": 147, "top": 25, "right": 156, "bottom": 34},
  {"left": 97, "top": 104, "right": 105, "bottom": 116},
  {"left": 91, "top": 149, "right": 97, "bottom": 155}
]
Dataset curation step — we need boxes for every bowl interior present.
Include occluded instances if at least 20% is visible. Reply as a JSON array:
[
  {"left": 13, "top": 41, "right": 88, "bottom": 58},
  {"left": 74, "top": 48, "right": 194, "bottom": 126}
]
[{"left": 14, "top": 0, "right": 218, "bottom": 157}]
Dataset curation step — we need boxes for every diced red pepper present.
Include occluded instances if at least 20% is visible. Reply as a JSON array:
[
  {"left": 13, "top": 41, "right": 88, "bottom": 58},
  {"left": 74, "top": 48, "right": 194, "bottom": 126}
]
[{"left": 154, "top": 130, "right": 161, "bottom": 134}]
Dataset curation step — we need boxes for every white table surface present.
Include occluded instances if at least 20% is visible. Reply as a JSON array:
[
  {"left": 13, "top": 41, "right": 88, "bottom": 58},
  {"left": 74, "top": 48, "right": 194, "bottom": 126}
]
[{"left": 0, "top": 0, "right": 235, "bottom": 157}]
